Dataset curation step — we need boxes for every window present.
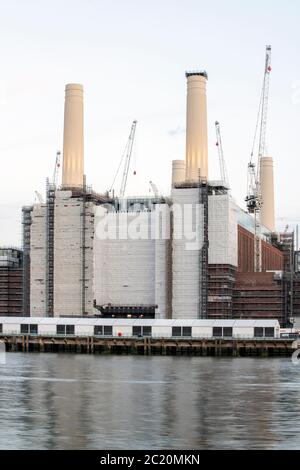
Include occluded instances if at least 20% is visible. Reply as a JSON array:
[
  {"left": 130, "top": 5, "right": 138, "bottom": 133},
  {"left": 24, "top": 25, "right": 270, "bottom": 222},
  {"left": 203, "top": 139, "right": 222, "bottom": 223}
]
[
  {"left": 94, "top": 325, "right": 103, "bottom": 336},
  {"left": 57, "top": 325, "right": 65, "bottom": 335},
  {"left": 172, "top": 326, "right": 192, "bottom": 337},
  {"left": 213, "top": 327, "right": 222, "bottom": 337},
  {"left": 254, "top": 327, "right": 264, "bottom": 337},
  {"left": 0, "top": 324, "right": 2, "bottom": 334},
  {"left": 21, "top": 324, "right": 29, "bottom": 334},
  {"left": 133, "top": 326, "right": 151, "bottom": 337},
  {"left": 223, "top": 327, "right": 233, "bottom": 337},
  {"left": 133, "top": 326, "right": 142, "bottom": 336},
  {"left": 30, "top": 324, "right": 38, "bottom": 334},
  {"left": 182, "top": 327, "right": 192, "bottom": 337},
  {"left": 172, "top": 327, "right": 182, "bottom": 337},
  {"left": 143, "top": 326, "right": 152, "bottom": 337},
  {"left": 104, "top": 326, "right": 113, "bottom": 336},
  {"left": 66, "top": 325, "right": 74, "bottom": 335},
  {"left": 265, "top": 327, "right": 274, "bottom": 338}
]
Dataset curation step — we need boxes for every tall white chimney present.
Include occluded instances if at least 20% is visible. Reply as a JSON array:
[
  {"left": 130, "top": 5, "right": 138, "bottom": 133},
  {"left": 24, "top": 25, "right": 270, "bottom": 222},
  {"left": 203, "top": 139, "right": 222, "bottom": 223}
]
[
  {"left": 62, "top": 83, "right": 84, "bottom": 188},
  {"left": 172, "top": 160, "right": 186, "bottom": 187},
  {"left": 185, "top": 71, "right": 208, "bottom": 182},
  {"left": 260, "top": 156, "right": 275, "bottom": 232}
]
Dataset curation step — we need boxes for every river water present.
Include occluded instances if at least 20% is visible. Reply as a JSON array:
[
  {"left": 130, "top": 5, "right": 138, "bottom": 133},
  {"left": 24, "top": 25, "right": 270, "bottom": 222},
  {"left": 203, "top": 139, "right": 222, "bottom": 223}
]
[{"left": 0, "top": 353, "right": 299, "bottom": 449}]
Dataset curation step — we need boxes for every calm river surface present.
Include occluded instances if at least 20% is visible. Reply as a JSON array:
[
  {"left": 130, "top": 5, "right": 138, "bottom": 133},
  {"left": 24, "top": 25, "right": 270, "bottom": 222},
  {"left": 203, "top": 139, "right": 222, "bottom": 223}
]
[{"left": 0, "top": 353, "right": 299, "bottom": 449}]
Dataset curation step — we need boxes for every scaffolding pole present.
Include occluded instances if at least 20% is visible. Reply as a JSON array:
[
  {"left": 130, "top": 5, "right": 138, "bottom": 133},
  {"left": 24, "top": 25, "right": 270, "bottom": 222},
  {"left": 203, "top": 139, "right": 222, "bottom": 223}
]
[
  {"left": 198, "top": 177, "right": 208, "bottom": 319},
  {"left": 22, "top": 206, "right": 33, "bottom": 316},
  {"left": 46, "top": 178, "right": 55, "bottom": 317},
  {"left": 81, "top": 175, "right": 87, "bottom": 316}
]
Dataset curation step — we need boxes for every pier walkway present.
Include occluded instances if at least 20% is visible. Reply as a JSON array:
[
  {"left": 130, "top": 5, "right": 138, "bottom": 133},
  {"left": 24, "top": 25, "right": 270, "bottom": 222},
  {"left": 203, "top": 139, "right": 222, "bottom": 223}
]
[{"left": 0, "top": 334, "right": 298, "bottom": 357}]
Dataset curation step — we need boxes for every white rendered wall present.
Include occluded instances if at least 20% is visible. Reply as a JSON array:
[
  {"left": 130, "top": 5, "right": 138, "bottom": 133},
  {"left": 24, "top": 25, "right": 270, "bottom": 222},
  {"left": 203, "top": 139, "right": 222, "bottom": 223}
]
[
  {"left": 2, "top": 323, "right": 20, "bottom": 334},
  {"left": 112, "top": 326, "right": 132, "bottom": 337},
  {"left": 192, "top": 326, "right": 212, "bottom": 338},
  {"left": 152, "top": 326, "right": 172, "bottom": 337},
  {"left": 37, "top": 324, "right": 57, "bottom": 335},
  {"left": 30, "top": 203, "right": 47, "bottom": 316}
]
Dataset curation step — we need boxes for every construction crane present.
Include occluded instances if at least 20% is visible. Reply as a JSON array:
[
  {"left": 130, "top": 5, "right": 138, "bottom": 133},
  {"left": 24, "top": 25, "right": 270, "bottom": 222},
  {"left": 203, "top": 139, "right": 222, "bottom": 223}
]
[
  {"left": 245, "top": 45, "right": 272, "bottom": 272},
  {"left": 110, "top": 120, "right": 137, "bottom": 198},
  {"left": 52, "top": 150, "right": 61, "bottom": 187},
  {"left": 149, "top": 180, "right": 159, "bottom": 198},
  {"left": 215, "top": 121, "right": 229, "bottom": 188},
  {"left": 120, "top": 120, "right": 137, "bottom": 198},
  {"left": 35, "top": 191, "right": 44, "bottom": 204}
]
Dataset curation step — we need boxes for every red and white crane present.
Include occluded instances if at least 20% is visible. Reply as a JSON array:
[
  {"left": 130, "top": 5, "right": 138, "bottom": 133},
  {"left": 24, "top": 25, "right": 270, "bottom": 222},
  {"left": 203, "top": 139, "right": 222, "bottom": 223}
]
[
  {"left": 110, "top": 120, "right": 137, "bottom": 198},
  {"left": 215, "top": 120, "right": 229, "bottom": 188},
  {"left": 245, "top": 45, "right": 272, "bottom": 272},
  {"left": 120, "top": 120, "right": 137, "bottom": 198},
  {"left": 52, "top": 150, "right": 61, "bottom": 187}
]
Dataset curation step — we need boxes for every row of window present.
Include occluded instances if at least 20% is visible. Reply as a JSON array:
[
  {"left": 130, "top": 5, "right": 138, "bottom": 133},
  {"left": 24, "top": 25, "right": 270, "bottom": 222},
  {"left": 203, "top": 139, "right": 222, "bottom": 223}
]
[
  {"left": 254, "top": 327, "right": 275, "bottom": 338},
  {"left": 0, "top": 324, "right": 275, "bottom": 338},
  {"left": 171, "top": 326, "right": 192, "bottom": 337},
  {"left": 213, "top": 326, "right": 274, "bottom": 338},
  {"left": 21, "top": 324, "right": 38, "bottom": 334},
  {"left": 133, "top": 326, "right": 152, "bottom": 336},
  {"left": 212, "top": 327, "right": 233, "bottom": 337}
]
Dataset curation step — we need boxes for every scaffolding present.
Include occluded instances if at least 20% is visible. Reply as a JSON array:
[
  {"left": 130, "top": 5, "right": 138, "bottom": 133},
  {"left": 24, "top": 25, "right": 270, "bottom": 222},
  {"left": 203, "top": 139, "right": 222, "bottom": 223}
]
[
  {"left": 279, "top": 231, "right": 295, "bottom": 325},
  {"left": 208, "top": 264, "right": 236, "bottom": 319},
  {"left": 0, "top": 248, "right": 23, "bottom": 316},
  {"left": 46, "top": 179, "right": 55, "bottom": 317},
  {"left": 167, "top": 210, "right": 173, "bottom": 319},
  {"left": 232, "top": 272, "right": 285, "bottom": 324},
  {"left": 199, "top": 179, "right": 208, "bottom": 319},
  {"left": 81, "top": 175, "right": 87, "bottom": 316},
  {"left": 171, "top": 178, "right": 210, "bottom": 319},
  {"left": 22, "top": 206, "right": 33, "bottom": 316}
]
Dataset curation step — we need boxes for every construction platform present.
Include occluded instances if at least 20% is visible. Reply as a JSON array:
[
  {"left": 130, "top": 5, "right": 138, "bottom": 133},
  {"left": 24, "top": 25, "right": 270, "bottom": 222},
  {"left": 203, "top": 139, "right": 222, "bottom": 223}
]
[{"left": 0, "top": 335, "right": 297, "bottom": 357}]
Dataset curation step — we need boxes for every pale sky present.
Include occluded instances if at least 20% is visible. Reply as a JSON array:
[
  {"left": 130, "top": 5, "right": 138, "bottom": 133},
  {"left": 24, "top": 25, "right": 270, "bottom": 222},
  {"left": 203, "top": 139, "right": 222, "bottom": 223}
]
[{"left": 0, "top": 0, "right": 300, "bottom": 247}]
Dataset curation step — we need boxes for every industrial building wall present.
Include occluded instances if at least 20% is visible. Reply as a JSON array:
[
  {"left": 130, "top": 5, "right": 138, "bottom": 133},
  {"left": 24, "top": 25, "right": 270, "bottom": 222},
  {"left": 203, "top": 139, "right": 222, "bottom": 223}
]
[
  {"left": 0, "top": 248, "right": 23, "bottom": 316},
  {"left": 22, "top": 206, "right": 32, "bottom": 316},
  {"left": 94, "top": 206, "right": 170, "bottom": 317},
  {"left": 172, "top": 187, "right": 203, "bottom": 319},
  {"left": 233, "top": 272, "right": 285, "bottom": 325},
  {"left": 84, "top": 202, "right": 95, "bottom": 315},
  {"left": 154, "top": 205, "right": 171, "bottom": 318},
  {"left": 53, "top": 191, "right": 94, "bottom": 317},
  {"left": 208, "top": 194, "right": 238, "bottom": 266},
  {"left": 207, "top": 264, "right": 236, "bottom": 319},
  {"left": 292, "top": 274, "right": 300, "bottom": 317},
  {"left": 30, "top": 204, "right": 47, "bottom": 316},
  {"left": 238, "top": 225, "right": 283, "bottom": 272},
  {"left": 172, "top": 189, "right": 237, "bottom": 319}
]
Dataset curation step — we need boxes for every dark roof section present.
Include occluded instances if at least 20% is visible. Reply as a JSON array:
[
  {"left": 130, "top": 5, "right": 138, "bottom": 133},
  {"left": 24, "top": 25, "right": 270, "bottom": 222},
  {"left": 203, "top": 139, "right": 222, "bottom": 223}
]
[{"left": 185, "top": 70, "right": 208, "bottom": 80}]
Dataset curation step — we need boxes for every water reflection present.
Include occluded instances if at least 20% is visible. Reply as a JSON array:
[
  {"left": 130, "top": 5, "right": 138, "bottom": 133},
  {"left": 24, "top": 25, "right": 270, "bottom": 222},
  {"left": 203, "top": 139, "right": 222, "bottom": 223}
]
[{"left": 0, "top": 354, "right": 299, "bottom": 449}]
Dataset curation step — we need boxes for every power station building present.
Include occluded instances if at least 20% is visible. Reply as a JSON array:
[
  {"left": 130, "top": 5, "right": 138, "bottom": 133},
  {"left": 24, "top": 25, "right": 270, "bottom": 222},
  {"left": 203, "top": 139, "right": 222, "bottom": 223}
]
[
  {"left": 0, "top": 247, "right": 23, "bottom": 316},
  {"left": 20, "top": 72, "right": 296, "bottom": 325}
]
